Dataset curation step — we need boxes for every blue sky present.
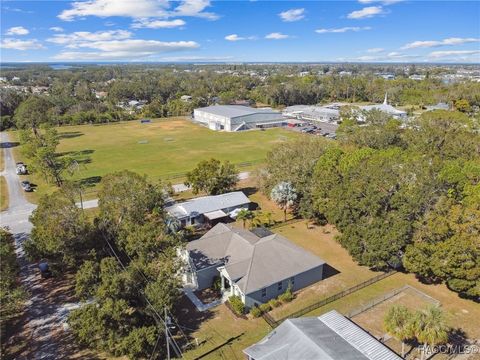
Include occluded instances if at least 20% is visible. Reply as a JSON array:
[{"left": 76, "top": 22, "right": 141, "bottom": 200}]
[{"left": 1, "top": 0, "right": 479, "bottom": 63}]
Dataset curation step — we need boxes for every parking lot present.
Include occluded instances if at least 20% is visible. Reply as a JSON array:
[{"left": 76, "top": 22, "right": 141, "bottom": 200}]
[{"left": 283, "top": 120, "right": 339, "bottom": 139}]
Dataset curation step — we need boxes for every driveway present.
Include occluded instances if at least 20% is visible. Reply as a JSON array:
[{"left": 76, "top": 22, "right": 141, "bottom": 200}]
[{"left": 0, "top": 132, "right": 90, "bottom": 360}]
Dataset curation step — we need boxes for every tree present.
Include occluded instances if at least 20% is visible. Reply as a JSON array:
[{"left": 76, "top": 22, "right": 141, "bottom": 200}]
[
  {"left": 384, "top": 305, "right": 414, "bottom": 357},
  {"left": 454, "top": 99, "right": 471, "bottom": 113},
  {"left": 185, "top": 158, "right": 239, "bottom": 195},
  {"left": 25, "top": 189, "right": 93, "bottom": 267},
  {"left": 413, "top": 306, "right": 449, "bottom": 360},
  {"left": 14, "top": 95, "right": 53, "bottom": 134},
  {"left": 271, "top": 182, "right": 297, "bottom": 221},
  {"left": 19, "top": 127, "right": 72, "bottom": 186},
  {"left": 237, "top": 209, "right": 254, "bottom": 228},
  {"left": 0, "top": 228, "right": 26, "bottom": 348}
]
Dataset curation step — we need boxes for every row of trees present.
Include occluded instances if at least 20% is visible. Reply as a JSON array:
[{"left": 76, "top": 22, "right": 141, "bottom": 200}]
[
  {"left": 260, "top": 109, "right": 479, "bottom": 299},
  {"left": 24, "top": 171, "right": 182, "bottom": 359}
]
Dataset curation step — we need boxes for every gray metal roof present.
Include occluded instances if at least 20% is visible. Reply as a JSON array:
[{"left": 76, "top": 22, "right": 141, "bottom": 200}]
[
  {"left": 195, "top": 105, "right": 281, "bottom": 119},
  {"left": 243, "top": 310, "right": 402, "bottom": 360},
  {"left": 187, "top": 224, "right": 325, "bottom": 294},
  {"left": 165, "top": 191, "right": 250, "bottom": 219}
]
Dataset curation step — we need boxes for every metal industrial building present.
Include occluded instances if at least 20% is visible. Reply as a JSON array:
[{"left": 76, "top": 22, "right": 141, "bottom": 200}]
[
  {"left": 193, "top": 105, "right": 284, "bottom": 131},
  {"left": 282, "top": 104, "right": 341, "bottom": 123}
]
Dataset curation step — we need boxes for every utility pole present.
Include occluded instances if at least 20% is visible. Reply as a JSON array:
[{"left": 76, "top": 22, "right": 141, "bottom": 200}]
[{"left": 165, "top": 307, "right": 170, "bottom": 360}]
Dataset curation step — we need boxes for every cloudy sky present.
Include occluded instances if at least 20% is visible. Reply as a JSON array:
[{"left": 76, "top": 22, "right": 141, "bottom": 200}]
[{"left": 1, "top": 0, "right": 479, "bottom": 63}]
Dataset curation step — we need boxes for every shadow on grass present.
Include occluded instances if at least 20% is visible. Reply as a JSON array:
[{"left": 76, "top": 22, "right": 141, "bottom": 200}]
[
  {"left": 0, "top": 142, "right": 20, "bottom": 148},
  {"left": 322, "top": 264, "right": 340, "bottom": 280},
  {"left": 58, "top": 131, "right": 84, "bottom": 139},
  {"left": 57, "top": 149, "right": 95, "bottom": 157},
  {"left": 77, "top": 176, "right": 102, "bottom": 188}
]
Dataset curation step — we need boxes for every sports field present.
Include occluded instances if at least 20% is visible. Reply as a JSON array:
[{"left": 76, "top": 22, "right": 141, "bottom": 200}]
[{"left": 11, "top": 117, "right": 300, "bottom": 201}]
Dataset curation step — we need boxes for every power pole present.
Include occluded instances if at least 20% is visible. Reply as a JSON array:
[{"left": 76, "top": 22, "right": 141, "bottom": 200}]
[{"left": 165, "top": 307, "right": 170, "bottom": 360}]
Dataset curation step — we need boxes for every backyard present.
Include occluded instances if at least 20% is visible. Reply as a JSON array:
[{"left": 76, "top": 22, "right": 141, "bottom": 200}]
[
  {"left": 181, "top": 221, "right": 480, "bottom": 359},
  {"left": 9, "top": 117, "right": 300, "bottom": 202}
]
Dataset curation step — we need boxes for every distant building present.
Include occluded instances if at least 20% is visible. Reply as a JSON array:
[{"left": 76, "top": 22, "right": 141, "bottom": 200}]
[
  {"left": 165, "top": 191, "right": 251, "bottom": 227},
  {"left": 283, "top": 105, "right": 340, "bottom": 123},
  {"left": 409, "top": 74, "right": 426, "bottom": 81},
  {"left": 425, "top": 102, "right": 450, "bottom": 111},
  {"left": 244, "top": 310, "right": 402, "bottom": 360},
  {"left": 180, "top": 223, "right": 326, "bottom": 307},
  {"left": 360, "top": 93, "right": 407, "bottom": 120},
  {"left": 193, "top": 105, "right": 284, "bottom": 131},
  {"left": 181, "top": 95, "right": 193, "bottom": 102}
]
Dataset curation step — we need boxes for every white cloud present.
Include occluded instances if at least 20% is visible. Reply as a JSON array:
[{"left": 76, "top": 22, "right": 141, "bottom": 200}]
[
  {"left": 428, "top": 50, "right": 480, "bottom": 58},
  {"left": 54, "top": 39, "right": 199, "bottom": 60},
  {"left": 47, "top": 30, "right": 132, "bottom": 48},
  {"left": 224, "top": 34, "right": 256, "bottom": 41},
  {"left": 367, "top": 47, "right": 384, "bottom": 53},
  {"left": 6, "top": 26, "right": 29, "bottom": 35},
  {"left": 265, "top": 32, "right": 291, "bottom": 40},
  {"left": 345, "top": 51, "right": 420, "bottom": 62},
  {"left": 1, "top": 38, "right": 44, "bottom": 50},
  {"left": 402, "top": 37, "right": 479, "bottom": 49},
  {"left": 132, "top": 19, "right": 186, "bottom": 29},
  {"left": 347, "top": 6, "right": 383, "bottom": 19},
  {"left": 279, "top": 8, "right": 305, "bottom": 22},
  {"left": 316, "top": 26, "right": 371, "bottom": 34},
  {"left": 58, "top": 0, "right": 218, "bottom": 21},
  {"left": 50, "top": 26, "right": 64, "bottom": 32}
]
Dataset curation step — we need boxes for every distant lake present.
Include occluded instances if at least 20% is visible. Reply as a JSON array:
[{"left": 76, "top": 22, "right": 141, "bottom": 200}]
[{"left": 50, "top": 64, "right": 75, "bottom": 70}]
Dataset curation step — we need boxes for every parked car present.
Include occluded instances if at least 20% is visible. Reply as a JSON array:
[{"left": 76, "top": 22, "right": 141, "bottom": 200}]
[
  {"left": 16, "top": 162, "right": 27, "bottom": 175},
  {"left": 21, "top": 180, "right": 32, "bottom": 192},
  {"left": 38, "top": 261, "right": 52, "bottom": 278}
]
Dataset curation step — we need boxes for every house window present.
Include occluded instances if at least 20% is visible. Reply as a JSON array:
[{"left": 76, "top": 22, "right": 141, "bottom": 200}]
[
  {"left": 277, "top": 282, "right": 283, "bottom": 292},
  {"left": 261, "top": 288, "right": 267, "bottom": 298}
]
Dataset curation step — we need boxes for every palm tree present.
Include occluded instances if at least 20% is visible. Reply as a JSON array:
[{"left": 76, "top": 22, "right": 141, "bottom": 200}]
[
  {"left": 251, "top": 211, "right": 264, "bottom": 228},
  {"left": 237, "top": 209, "right": 253, "bottom": 229},
  {"left": 413, "top": 306, "right": 449, "bottom": 360},
  {"left": 270, "top": 182, "right": 297, "bottom": 222},
  {"left": 384, "top": 305, "right": 414, "bottom": 358}
]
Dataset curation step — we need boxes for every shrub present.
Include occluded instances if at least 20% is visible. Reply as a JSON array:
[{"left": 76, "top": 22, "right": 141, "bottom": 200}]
[
  {"left": 268, "top": 298, "right": 281, "bottom": 308},
  {"left": 212, "top": 276, "right": 221, "bottom": 291},
  {"left": 228, "top": 295, "right": 245, "bottom": 315},
  {"left": 250, "top": 306, "right": 262, "bottom": 318},
  {"left": 278, "top": 284, "right": 294, "bottom": 303},
  {"left": 259, "top": 303, "right": 272, "bottom": 313}
]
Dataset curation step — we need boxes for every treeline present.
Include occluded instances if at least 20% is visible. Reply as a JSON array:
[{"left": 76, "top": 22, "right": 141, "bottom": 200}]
[
  {"left": 2, "top": 65, "right": 480, "bottom": 130},
  {"left": 260, "top": 109, "right": 480, "bottom": 299}
]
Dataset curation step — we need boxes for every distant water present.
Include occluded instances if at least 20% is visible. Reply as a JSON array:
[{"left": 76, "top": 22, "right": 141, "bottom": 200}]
[{"left": 50, "top": 64, "right": 75, "bottom": 70}]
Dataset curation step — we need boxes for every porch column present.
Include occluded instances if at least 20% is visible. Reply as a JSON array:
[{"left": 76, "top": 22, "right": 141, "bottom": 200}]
[{"left": 220, "top": 273, "right": 225, "bottom": 291}]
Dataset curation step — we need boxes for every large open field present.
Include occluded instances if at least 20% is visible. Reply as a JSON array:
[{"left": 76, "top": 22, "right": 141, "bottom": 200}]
[{"left": 10, "top": 118, "right": 300, "bottom": 202}]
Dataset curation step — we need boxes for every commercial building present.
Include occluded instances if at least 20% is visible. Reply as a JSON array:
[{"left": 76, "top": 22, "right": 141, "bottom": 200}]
[
  {"left": 193, "top": 105, "right": 284, "bottom": 131},
  {"left": 283, "top": 105, "right": 340, "bottom": 123},
  {"left": 244, "top": 310, "right": 402, "bottom": 360}
]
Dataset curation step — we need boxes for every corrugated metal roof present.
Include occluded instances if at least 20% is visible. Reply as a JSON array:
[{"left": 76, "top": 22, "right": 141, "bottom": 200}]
[
  {"left": 165, "top": 191, "right": 250, "bottom": 219},
  {"left": 243, "top": 310, "right": 402, "bottom": 360},
  {"left": 195, "top": 105, "right": 281, "bottom": 119}
]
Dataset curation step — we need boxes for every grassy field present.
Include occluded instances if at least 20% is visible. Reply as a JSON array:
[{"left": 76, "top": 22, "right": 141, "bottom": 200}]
[
  {"left": 10, "top": 118, "right": 300, "bottom": 202},
  {"left": 0, "top": 176, "right": 8, "bottom": 211}
]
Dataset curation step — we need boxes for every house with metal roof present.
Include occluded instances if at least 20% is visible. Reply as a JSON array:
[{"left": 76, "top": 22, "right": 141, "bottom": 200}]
[
  {"left": 243, "top": 310, "right": 402, "bottom": 360},
  {"left": 193, "top": 105, "right": 284, "bottom": 131},
  {"left": 180, "top": 223, "right": 325, "bottom": 307},
  {"left": 165, "top": 191, "right": 250, "bottom": 228}
]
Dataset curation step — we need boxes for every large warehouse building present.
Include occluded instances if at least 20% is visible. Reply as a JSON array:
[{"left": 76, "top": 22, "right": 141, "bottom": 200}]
[{"left": 193, "top": 105, "right": 284, "bottom": 131}]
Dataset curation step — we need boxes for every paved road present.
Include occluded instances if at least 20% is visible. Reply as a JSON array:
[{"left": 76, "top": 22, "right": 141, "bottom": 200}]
[{"left": 0, "top": 132, "right": 80, "bottom": 359}]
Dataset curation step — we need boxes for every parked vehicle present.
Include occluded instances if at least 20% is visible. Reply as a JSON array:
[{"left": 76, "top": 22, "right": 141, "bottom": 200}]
[
  {"left": 16, "top": 162, "right": 27, "bottom": 175},
  {"left": 21, "top": 180, "right": 32, "bottom": 192},
  {"left": 38, "top": 261, "right": 52, "bottom": 278}
]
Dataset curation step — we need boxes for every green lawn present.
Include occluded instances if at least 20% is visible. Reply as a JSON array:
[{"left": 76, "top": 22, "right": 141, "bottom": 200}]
[
  {"left": 10, "top": 118, "right": 300, "bottom": 202},
  {"left": 1, "top": 176, "right": 8, "bottom": 211}
]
